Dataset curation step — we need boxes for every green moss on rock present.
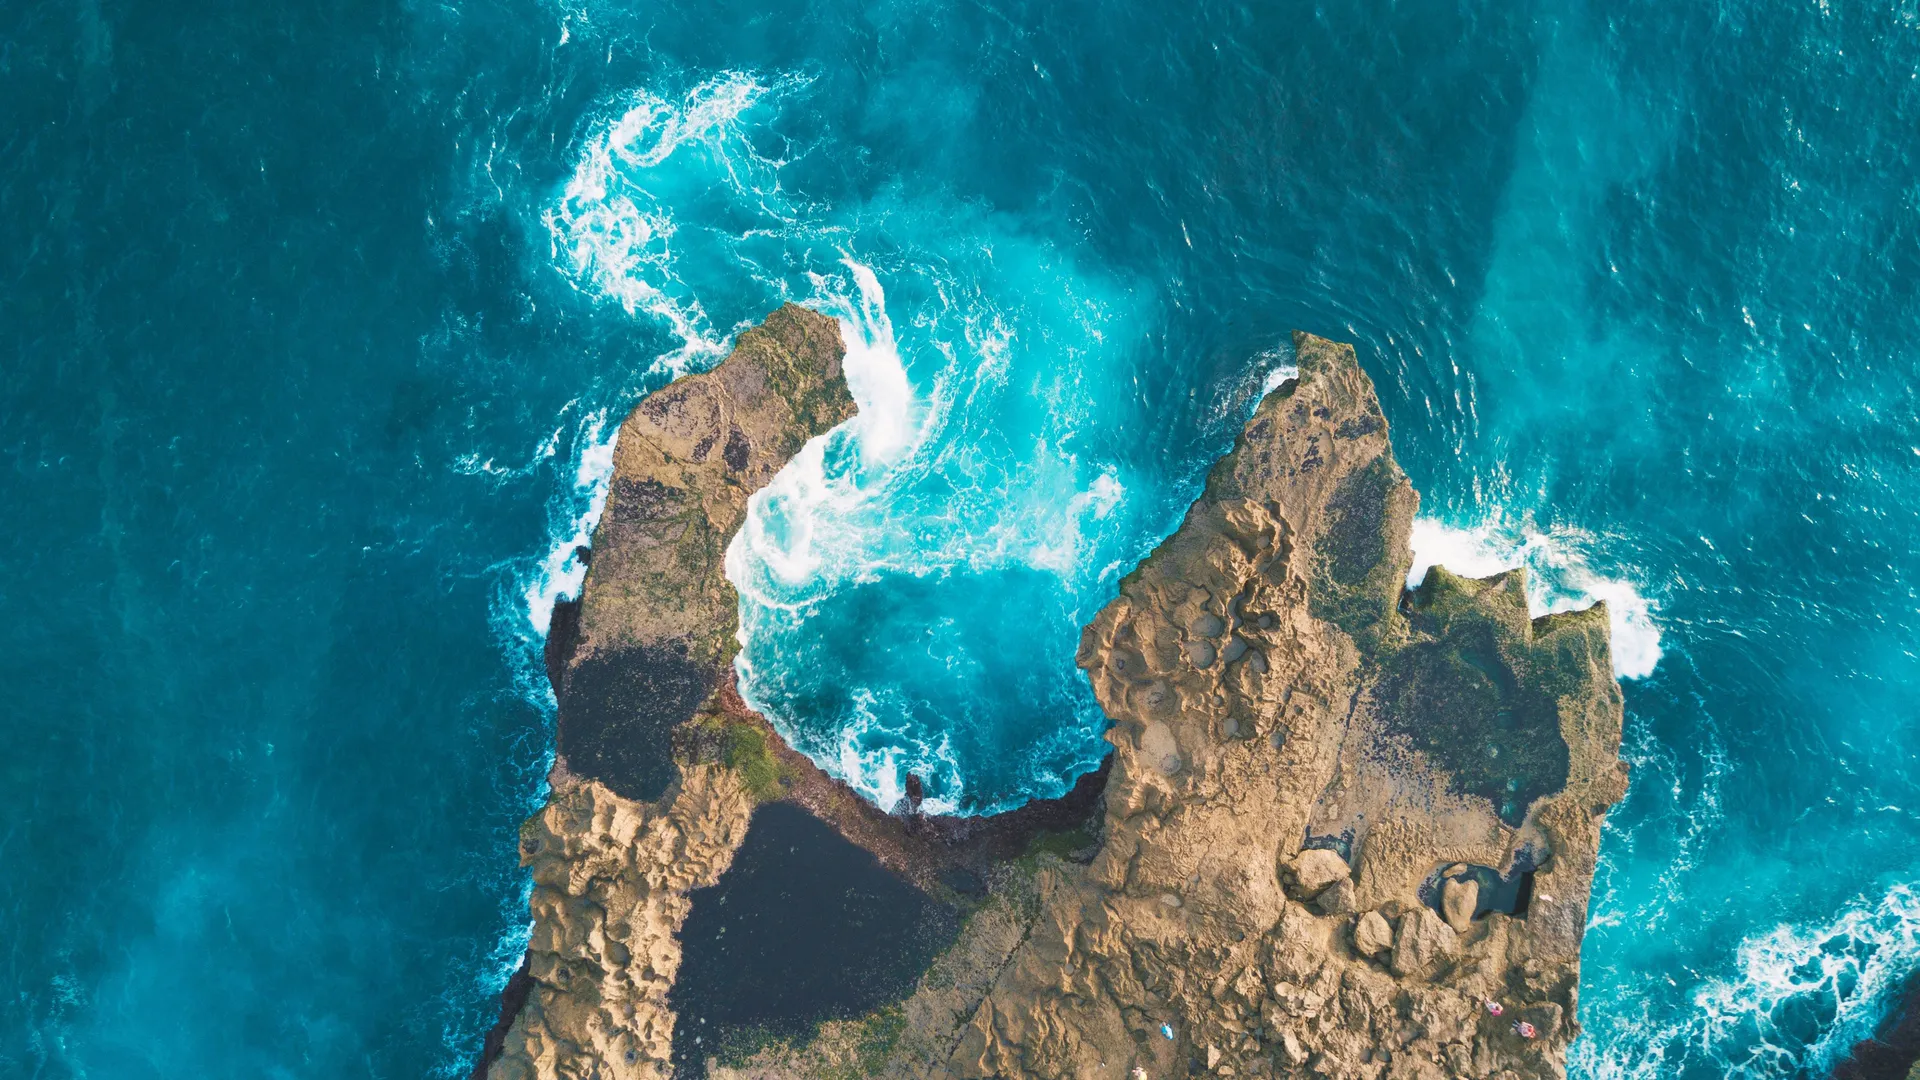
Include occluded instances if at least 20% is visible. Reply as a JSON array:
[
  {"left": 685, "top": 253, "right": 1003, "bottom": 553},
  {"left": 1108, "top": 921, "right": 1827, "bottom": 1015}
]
[
  {"left": 722, "top": 722, "right": 788, "bottom": 803},
  {"left": 1375, "top": 567, "right": 1575, "bottom": 824},
  {"left": 1310, "top": 456, "right": 1416, "bottom": 652}
]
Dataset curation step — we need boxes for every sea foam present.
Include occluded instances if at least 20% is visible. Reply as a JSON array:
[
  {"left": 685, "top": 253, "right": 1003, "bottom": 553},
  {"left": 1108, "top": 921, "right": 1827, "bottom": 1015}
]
[
  {"left": 1573, "top": 883, "right": 1920, "bottom": 1079},
  {"left": 723, "top": 258, "right": 929, "bottom": 595},
  {"left": 721, "top": 254, "right": 1129, "bottom": 811},
  {"left": 546, "top": 71, "right": 810, "bottom": 377},
  {"left": 521, "top": 407, "right": 619, "bottom": 640}
]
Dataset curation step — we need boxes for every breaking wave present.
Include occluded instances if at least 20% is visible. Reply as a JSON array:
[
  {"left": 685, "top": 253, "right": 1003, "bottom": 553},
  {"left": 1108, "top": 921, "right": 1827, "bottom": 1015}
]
[
  {"left": 1573, "top": 883, "right": 1920, "bottom": 1079},
  {"left": 1407, "top": 517, "right": 1664, "bottom": 680},
  {"left": 532, "top": 67, "right": 1149, "bottom": 813}
]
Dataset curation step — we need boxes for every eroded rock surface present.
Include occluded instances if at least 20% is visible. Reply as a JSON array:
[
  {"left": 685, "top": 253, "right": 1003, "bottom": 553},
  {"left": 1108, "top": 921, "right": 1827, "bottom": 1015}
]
[
  {"left": 482, "top": 322, "right": 1628, "bottom": 1080},
  {"left": 485, "top": 304, "right": 857, "bottom": 1080},
  {"left": 705, "top": 332, "right": 1626, "bottom": 1080}
]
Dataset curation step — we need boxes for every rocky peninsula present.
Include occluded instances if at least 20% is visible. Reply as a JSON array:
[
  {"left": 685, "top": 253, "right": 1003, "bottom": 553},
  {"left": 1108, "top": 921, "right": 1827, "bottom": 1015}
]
[{"left": 477, "top": 306, "right": 1628, "bottom": 1080}]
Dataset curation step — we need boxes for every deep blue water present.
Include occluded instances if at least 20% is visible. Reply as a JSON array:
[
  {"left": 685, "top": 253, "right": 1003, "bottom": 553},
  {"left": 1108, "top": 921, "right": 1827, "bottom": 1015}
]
[{"left": 6, "top": 0, "right": 1920, "bottom": 1077}]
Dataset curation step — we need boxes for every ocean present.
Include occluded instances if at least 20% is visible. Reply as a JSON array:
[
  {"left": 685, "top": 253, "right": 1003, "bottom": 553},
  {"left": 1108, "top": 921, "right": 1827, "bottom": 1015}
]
[{"left": 4, "top": 0, "right": 1919, "bottom": 1076}]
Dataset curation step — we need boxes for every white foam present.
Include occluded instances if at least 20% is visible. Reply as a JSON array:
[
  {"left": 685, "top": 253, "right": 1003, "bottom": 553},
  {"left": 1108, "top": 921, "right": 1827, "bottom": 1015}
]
[
  {"left": 715, "top": 251, "right": 1134, "bottom": 810},
  {"left": 521, "top": 408, "right": 620, "bottom": 639},
  {"left": 547, "top": 72, "right": 804, "bottom": 375},
  {"left": 1699, "top": 884, "right": 1920, "bottom": 1072},
  {"left": 1407, "top": 517, "right": 1663, "bottom": 679},
  {"left": 546, "top": 71, "right": 1136, "bottom": 810},
  {"left": 723, "top": 257, "right": 931, "bottom": 596},
  {"left": 831, "top": 689, "right": 967, "bottom": 815},
  {"left": 1575, "top": 883, "right": 1920, "bottom": 1079},
  {"left": 1029, "top": 469, "right": 1125, "bottom": 575},
  {"left": 834, "top": 259, "right": 920, "bottom": 468},
  {"left": 1261, "top": 363, "right": 1299, "bottom": 395}
]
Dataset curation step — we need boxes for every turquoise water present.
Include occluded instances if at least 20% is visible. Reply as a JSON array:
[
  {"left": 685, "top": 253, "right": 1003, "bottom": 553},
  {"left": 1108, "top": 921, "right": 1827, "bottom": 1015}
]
[{"left": 6, "top": 0, "right": 1920, "bottom": 1077}]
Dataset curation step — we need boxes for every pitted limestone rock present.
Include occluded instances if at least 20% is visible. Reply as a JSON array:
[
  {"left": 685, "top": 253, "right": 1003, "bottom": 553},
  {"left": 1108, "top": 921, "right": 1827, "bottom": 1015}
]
[{"left": 491, "top": 768, "right": 754, "bottom": 1080}]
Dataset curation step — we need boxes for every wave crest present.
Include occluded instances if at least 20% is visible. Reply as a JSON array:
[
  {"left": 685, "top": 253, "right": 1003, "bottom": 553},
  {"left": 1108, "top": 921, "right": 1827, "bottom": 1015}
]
[{"left": 1574, "top": 883, "right": 1920, "bottom": 1079}]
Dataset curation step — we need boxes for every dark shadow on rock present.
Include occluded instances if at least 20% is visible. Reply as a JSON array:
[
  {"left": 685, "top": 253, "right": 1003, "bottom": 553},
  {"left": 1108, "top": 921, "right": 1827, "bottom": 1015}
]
[
  {"left": 558, "top": 644, "right": 713, "bottom": 802},
  {"left": 1832, "top": 971, "right": 1920, "bottom": 1080},
  {"left": 1379, "top": 573, "right": 1571, "bottom": 827},
  {"left": 671, "top": 802, "right": 963, "bottom": 1077},
  {"left": 468, "top": 956, "right": 533, "bottom": 1080},
  {"left": 543, "top": 596, "right": 582, "bottom": 693}
]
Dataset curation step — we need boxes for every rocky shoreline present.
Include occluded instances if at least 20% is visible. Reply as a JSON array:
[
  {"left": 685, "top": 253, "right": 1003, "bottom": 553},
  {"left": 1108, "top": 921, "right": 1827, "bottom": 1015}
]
[
  {"left": 477, "top": 307, "right": 1629, "bottom": 1080},
  {"left": 1831, "top": 977, "right": 1920, "bottom": 1080}
]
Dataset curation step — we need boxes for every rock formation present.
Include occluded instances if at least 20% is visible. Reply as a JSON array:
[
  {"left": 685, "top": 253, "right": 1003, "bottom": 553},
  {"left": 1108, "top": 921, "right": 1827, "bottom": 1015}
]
[
  {"left": 484, "top": 304, "right": 857, "bottom": 1080},
  {"left": 480, "top": 316, "right": 1629, "bottom": 1080}
]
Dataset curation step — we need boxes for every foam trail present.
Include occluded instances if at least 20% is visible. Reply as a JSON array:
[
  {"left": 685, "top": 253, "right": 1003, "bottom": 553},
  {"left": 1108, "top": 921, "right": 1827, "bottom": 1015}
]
[
  {"left": 550, "top": 71, "right": 1134, "bottom": 812},
  {"left": 831, "top": 690, "right": 968, "bottom": 815},
  {"left": 523, "top": 408, "right": 620, "bottom": 639},
  {"left": 482, "top": 405, "right": 622, "bottom": 726},
  {"left": 721, "top": 254, "right": 1127, "bottom": 811},
  {"left": 1576, "top": 884, "right": 1920, "bottom": 1079},
  {"left": 830, "top": 259, "right": 920, "bottom": 468},
  {"left": 1699, "top": 884, "right": 1920, "bottom": 1074},
  {"left": 725, "top": 257, "right": 928, "bottom": 597},
  {"left": 1407, "top": 518, "right": 1663, "bottom": 679}
]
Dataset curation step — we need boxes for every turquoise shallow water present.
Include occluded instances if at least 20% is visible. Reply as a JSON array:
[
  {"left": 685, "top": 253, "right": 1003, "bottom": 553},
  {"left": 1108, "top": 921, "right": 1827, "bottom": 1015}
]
[{"left": 5, "top": 0, "right": 1920, "bottom": 1076}]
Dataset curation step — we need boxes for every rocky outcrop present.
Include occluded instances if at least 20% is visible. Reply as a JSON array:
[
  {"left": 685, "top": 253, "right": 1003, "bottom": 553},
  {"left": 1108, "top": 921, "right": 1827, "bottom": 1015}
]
[
  {"left": 485, "top": 304, "right": 857, "bottom": 1080},
  {"left": 481, "top": 319, "right": 1628, "bottom": 1080},
  {"left": 483, "top": 305, "right": 1116, "bottom": 1080},
  {"left": 703, "top": 331, "right": 1626, "bottom": 1080},
  {"left": 1830, "top": 975, "right": 1920, "bottom": 1080}
]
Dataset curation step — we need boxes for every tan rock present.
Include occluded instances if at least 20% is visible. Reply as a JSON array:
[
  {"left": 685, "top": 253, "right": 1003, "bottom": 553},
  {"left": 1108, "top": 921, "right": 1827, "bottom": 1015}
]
[
  {"left": 1354, "top": 910, "right": 1394, "bottom": 957},
  {"left": 1289, "top": 848, "right": 1351, "bottom": 897},
  {"left": 1390, "top": 907, "right": 1459, "bottom": 978},
  {"left": 487, "top": 327, "right": 1629, "bottom": 1080},
  {"left": 486, "top": 306, "right": 855, "bottom": 1080},
  {"left": 1312, "top": 878, "right": 1357, "bottom": 915},
  {"left": 1442, "top": 876, "right": 1480, "bottom": 932}
]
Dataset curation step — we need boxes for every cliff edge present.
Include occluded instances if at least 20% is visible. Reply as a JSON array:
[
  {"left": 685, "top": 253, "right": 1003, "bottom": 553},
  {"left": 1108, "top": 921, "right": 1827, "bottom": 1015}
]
[
  {"left": 485, "top": 304, "right": 857, "bottom": 1080},
  {"left": 482, "top": 318, "right": 1629, "bottom": 1080}
]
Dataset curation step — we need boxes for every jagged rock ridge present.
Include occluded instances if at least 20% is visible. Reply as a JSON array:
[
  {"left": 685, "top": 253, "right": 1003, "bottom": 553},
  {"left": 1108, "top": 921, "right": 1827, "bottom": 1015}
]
[
  {"left": 708, "top": 332, "right": 1626, "bottom": 1080},
  {"left": 484, "top": 304, "right": 857, "bottom": 1080},
  {"left": 481, "top": 315, "right": 1629, "bottom": 1080}
]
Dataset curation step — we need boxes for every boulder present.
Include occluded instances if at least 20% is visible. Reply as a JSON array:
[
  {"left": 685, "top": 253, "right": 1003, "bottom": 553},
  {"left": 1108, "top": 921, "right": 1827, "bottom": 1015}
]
[
  {"left": 1353, "top": 910, "right": 1394, "bottom": 958},
  {"left": 1312, "top": 879, "right": 1357, "bottom": 916},
  {"left": 1441, "top": 877, "right": 1479, "bottom": 932},
  {"left": 1288, "top": 848, "right": 1350, "bottom": 897},
  {"left": 1390, "top": 907, "right": 1458, "bottom": 978}
]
